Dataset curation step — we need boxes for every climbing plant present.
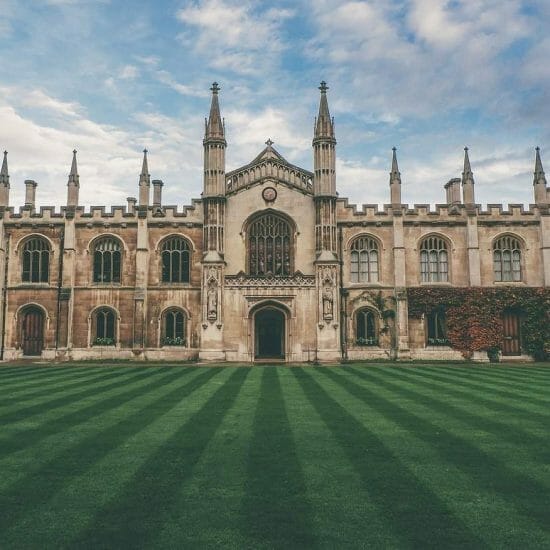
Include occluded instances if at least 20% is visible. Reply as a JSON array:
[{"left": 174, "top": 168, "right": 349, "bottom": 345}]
[{"left": 407, "top": 287, "right": 550, "bottom": 360}]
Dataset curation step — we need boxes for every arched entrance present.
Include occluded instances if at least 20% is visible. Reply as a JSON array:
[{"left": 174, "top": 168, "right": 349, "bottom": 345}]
[
  {"left": 21, "top": 307, "right": 44, "bottom": 356},
  {"left": 254, "top": 307, "right": 285, "bottom": 359}
]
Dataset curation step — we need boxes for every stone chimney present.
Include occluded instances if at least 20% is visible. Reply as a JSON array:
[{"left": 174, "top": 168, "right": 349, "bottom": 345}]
[
  {"left": 152, "top": 180, "right": 163, "bottom": 206},
  {"left": 24, "top": 179, "right": 37, "bottom": 210},
  {"left": 127, "top": 196, "right": 137, "bottom": 214},
  {"left": 445, "top": 178, "right": 461, "bottom": 205}
]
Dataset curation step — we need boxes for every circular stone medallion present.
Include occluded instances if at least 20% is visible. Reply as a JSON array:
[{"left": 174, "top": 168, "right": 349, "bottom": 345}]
[{"left": 262, "top": 186, "right": 277, "bottom": 202}]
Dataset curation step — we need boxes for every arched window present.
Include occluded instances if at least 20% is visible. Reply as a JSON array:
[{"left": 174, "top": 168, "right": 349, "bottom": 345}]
[
  {"left": 493, "top": 236, "right": 522, "bottom": 282},
  {"left": 162, "top": 308, "right": 186, "bottom": 346},
  {"left": 22, "top": 238, "right": 50, "bottom": 283},
  {"left": 93, "top": 308, "right": 116, "bottom": 345},
  {"left": 248, "top": 212, "right": 292, "bottom": 276},
  {"left": 420, "top": 236, "right": 448, "bottom": 283},
  {"left": 350, "top": 236, "right": 379, "bottom": 283},
  {"left": 355, "top": 309, "right": 378, "bottom": 346},
  {"left": 93, "top": 238, "right": 121, "bottom": 283},
  {"left": 426, "top": 309, "right": 448, "bottom": 346},
  {"left": 161, "top": 237, "right": 191, "bottom": 283}
]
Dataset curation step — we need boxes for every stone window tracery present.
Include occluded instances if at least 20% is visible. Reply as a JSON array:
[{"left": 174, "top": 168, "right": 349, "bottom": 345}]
[
  {"left": 22, "top": 237, "right": 50, "bottom": 283},
  {"left": 161, "top": 237, "right": 191, "bottom": 283},
  {"left": 355, "top": 308, "right": 378, "bottom": 346},
  {"left": 93, "top": 307, "right": 116, "bottom": 345},
  {"left": 93, "top": 238, "right": 121, "bottom": 283},
  {"left": 493, "top": 236, "right": 522, "bottom": 282},
  {"left": 350, "top": 236, "right": 379, "bottom": 283},
  {"left": 420, "top": 236, "right": 448, "bottom": 283},
  {"left": 162, "top": 308, "right": 186, "bottom": 346},
  {"left": 248, "top": 212, "right": 292, "bottom": 276},
  {"left": 426, "top": 309, "right": 448, "bottom": 346}
]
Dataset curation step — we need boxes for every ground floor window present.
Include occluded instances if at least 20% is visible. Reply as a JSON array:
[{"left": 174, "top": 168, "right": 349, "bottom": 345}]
[
  {"left": 93, "top": 308, "right": 116, "bottom": 346},
  {"left": 162, "top": 309, "right": 186, "bottom": 346},
  {"left": 426, "top": 310, "right": 448, "bottom": 346},
  {"left": 356, "top": 309, "right": 378, "bottom": 346}
]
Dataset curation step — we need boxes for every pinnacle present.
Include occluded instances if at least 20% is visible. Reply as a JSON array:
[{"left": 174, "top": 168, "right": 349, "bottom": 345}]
[
  {"left": 315, "top": 81, "right": 335, "bottom": 140},
  {"left": 0, "top": 150, "right": 8, "bottom": 185},
  {"left": 205, "top": 82, "right": 224, "bottom": 140}
]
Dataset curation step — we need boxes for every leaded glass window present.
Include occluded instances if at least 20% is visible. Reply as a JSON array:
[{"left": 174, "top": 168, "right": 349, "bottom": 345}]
[
  {"left": 161, "top": 237, "right": 191, "bottom": 283},
  {"left": 426, "top": 309, "right": 448, "bottom": 346},
  {"left": 162, "top": 309, "right": 186, "bottom": 346},
  {"left": 350, "top": 236, "right": 379, "bottom": 283},
  {"left": 493, "top": 236, "right": 522, "bottom": 282},
  {"left": 420, "top": 236, "right": 448, "bottom": 283},
  {"left": 248, "top": 213, "right": 292, "bottom": 276},
  {"left": 94, "top": 308, "right": 115, "bottom": 345},
  {"left": 22, "top": 238, "right": 50, "bottom": 283},
  {"left": 356, "top": 309, "right": 378, "bottom": 346},
  {"left": 93, "top": 238, "right": 121, "bottom": 283}
]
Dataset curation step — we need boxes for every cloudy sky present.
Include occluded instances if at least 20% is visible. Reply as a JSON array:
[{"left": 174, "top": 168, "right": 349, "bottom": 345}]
[{"left": 1, "top": 0, "right": 549, "bottom": 209}]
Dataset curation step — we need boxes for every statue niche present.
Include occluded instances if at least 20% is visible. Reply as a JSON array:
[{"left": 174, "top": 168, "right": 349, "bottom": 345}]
[{"left": 248, "top": 212, "right": 292, "bottom": 277}]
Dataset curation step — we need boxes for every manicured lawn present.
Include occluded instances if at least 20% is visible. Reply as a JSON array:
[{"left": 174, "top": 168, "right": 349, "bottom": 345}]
[{"left": 1, "top": 363, "right": 549, "bottom": 549}]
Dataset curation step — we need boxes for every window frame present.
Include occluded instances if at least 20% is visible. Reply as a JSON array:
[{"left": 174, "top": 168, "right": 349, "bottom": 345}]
[
  {"left": 426, "top": 309, "right": 449, "bottom": 346},
  {"left": 21, "top": 237, "right": 51, "bottom": 283},
  {"left": 355, "top": 308, "right": 379, "bottom": 346},
  {"left": 92, "top": 237, "right": 122, "bottom": 284},
  {"left": 160, "top": 236, "right": 192, "bottom": 284},
  {"left": 420, "top": 236, "right": 449, "bottom": 283},
  {"left": 493, "top": 235, "right": 523, "bottom": 283},
  {"left": 92, "top": 307, "right": 117, "bottom": 346},
  {"left": 350, "top": 236, "right": 380, "bottom": 284},
  {"left": 161, "top": 308, "right": 187, "bottom": 346}
]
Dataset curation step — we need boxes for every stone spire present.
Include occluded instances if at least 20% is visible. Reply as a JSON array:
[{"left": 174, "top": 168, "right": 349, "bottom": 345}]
[
  {"left": 67, "top": 149, "right": 79, "bottom": 207},
  {"left": 0, "top": 151, "right": 8, "bottom": 186},
  {"left": 203, "top": 82, "right": 226, "bottom": 198},
  {"left": 0, "top": 150, "right": 9, "bottom": 206},
  {"left": 462, "top": 147, "right": 475, "bottom": 205},
  {"left": 314, "top": 81, "right": 335, "bottom": 139},
  {"left": 389, "top": 147, "right": 401, "bottom": 205},
  {"left": 205, "top": 82, "right": 225, "bottom": 140},
  {"left": 534, "top": 146, "right": 548, "bottom": 204},
  {"left": 139, "top": 148, "right": 150, "bottom": 207}
]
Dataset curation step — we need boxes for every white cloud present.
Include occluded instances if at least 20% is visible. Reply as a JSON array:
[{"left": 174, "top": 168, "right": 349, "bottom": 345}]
[{"left": 119, "top": 65, "right": 139, "bottom": 80}]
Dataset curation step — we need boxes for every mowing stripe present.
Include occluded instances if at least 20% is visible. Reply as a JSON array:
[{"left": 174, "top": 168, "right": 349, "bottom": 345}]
[
  {"left": 0, "top": 367, "right": 139, "bottom": 407},
  {"left": 0, "top": 367, "right": 219, "bottom": 539},
  {"left": 239, "top": 368, "right": 316, "bottom": 549},
  {"left": 0, "top": 367, "right": 148, "bottom": 424},
  {"left": 293, "top": 367, "right": 485, "bottom": 549},
  {"left": 281, "top": 368, "right": 402, "bottom": 548},
  {"left": 64, "top": 368, "right": 249, "bottom": 549},
  {"left": 331, "top": 368, "right": 550, "bottom": 536},
  {"left": 391, "top": 367, "right": 550, "bottom": 422},
  {"left": 0, "top": 367, "right": 179, "bottom": 464},
  {"left": 0, "top": 366, "right": 94, "bottom": 390},
  {"left": 408, "top": 366, "right": 550, "bottom": 408},
  {"left": 461, "top": 366, "right": 550, "bottom": 389},
  {"left": 363, "top": 367, "right": 549, "bottom": 460}
]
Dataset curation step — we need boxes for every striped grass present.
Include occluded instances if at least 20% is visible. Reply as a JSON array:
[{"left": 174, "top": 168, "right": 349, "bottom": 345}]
[{"left": 1, "top": 363, "right": 549, "bottom": 549}]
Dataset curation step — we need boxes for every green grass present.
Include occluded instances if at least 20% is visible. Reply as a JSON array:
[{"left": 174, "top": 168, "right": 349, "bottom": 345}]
[{"left": 1, "top": 363, "right": 549, "bottom": 549}]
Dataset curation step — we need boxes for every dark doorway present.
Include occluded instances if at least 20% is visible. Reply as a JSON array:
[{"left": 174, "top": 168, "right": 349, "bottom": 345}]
[
  {"left": 255, "top": 307, "right": 285, "bottom": 359},
  {"left": 502, "top": 310, "right": 521, "bottom": 356},
  {"left": 22, "top": 308, "right": 44, "bottom": 356}
]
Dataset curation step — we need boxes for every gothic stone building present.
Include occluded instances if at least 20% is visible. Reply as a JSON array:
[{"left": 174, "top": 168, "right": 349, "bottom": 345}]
[{"left": 0, "top": 83, "right": 549, "bottom": 362}]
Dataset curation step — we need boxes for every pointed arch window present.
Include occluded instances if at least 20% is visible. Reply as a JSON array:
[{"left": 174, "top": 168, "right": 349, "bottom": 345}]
[
  {"left": 355, "top": 309, "right": 378, "bottom": 346},
  {"left": 420, "top": 236, "right": 448, "bottom": 283},
  {"left": 93, "top": 238, "right": 121, "bottom": 283},
  {"left": 493, "top": 236, "right": 522, "bottom": 282},
  {"left": 93, "top": 307, "right": 116, "bottom": 346},
  {"left": 426, "top": 309, "right": 448, "bottom": 346},
  {"left": 350, "top": 236, "right": 379, "bottom": 283},
  {"left": 161, "top": 237, "right": 191, "bottom": 283},
  {"left": 22, "top": 238, "right": 50, "bottom": 283},
  {"left": 162, "top": 308, "right": 186, "bottom": 346},
  {"left": 248, "top": 212, "right": 292, "bottom": 276}
]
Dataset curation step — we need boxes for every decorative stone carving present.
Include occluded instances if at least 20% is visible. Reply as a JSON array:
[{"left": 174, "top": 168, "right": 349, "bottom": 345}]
[
  {"left": 225, "top": 271, "right": 315, "bottom": 288},
  {"left": 318, "top": 265, "right": 337, "bottom": 322},
  {"left": 203, "top": 265, "right": 222, "bottom": 324}
]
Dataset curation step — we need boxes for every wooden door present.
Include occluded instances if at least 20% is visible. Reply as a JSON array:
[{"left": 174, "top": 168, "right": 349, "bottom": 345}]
[
  {"left": 22, "top": 309, "right": 44, "bottom": 356},
  {"left": 502, "top": 311, "right": 521, "bottom": 356}
]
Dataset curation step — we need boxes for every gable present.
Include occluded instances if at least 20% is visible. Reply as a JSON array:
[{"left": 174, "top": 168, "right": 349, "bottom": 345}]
[{"left": 225, "top": 144, "right": 313, "bottom": 196}]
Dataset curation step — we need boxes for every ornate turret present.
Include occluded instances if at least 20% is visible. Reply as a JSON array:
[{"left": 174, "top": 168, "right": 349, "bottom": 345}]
[
  {"left": 533, "top": 147, "right": 548, "bottom": 205},
  {"left": 67, "top": 149, "right": 79, "bottom": 208},
  {"left": 203, "top": 82, "right": 226, "bottom": 198},
  {"left": 138, "top": 149, "right": 150, "bottom": 207},
  {"left": 0, "top": 151, "right": 9, "bottom": 207},
  {"left": 462, "top": 147, "right": 475, "bottom": 205},
  {"left": 389, "top": 147, "right": 401, "bottom": 205}
]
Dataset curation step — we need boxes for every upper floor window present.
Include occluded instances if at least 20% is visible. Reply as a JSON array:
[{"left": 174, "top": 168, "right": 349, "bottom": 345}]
[
  {"left": 248, "top": 212, "right": 292, "bottom": 276},
  {"left": 22, "top": 238, "right": 50, "bottom": 283},
  {"left": 426, "top": 309, "right": 448, "bottom": 346},
  {"left": 350, "top": 236, "right": 379, "bottom": 283},
  {"left": 493, "top": 236, "right": 522, "bottom": 282},
  {"left": 161, "top": 237, "right": 191, "bottom": 283},
  {"left": 93, "top": 238, "right": 121, "bottom": 283},
  {"left": 420, "top": 236, "right": 448, "bottom": 283}
]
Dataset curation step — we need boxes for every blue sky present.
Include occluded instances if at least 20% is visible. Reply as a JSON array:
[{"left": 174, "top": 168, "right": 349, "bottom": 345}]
[{"left": 1, "top": 0, "right": 549, "bottom": 208}]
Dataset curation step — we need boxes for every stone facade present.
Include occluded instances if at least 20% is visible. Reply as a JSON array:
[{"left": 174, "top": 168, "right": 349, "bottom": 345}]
[{"left": 0, "top": 83, "right": 548, "bottom": 362}]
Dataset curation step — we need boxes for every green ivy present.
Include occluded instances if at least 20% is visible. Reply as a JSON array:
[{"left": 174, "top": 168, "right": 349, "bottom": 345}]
[{"left": 408, "top": 287, "right": 550, "bottom": 360}]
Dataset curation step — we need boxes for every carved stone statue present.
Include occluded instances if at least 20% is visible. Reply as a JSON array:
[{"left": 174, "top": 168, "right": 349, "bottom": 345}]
[
  {"left": 323, "top": 285, "right": 333, "bottom": 319},
  {"left": 207, "top": 282, "right": 217, "bottom": 320}
]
